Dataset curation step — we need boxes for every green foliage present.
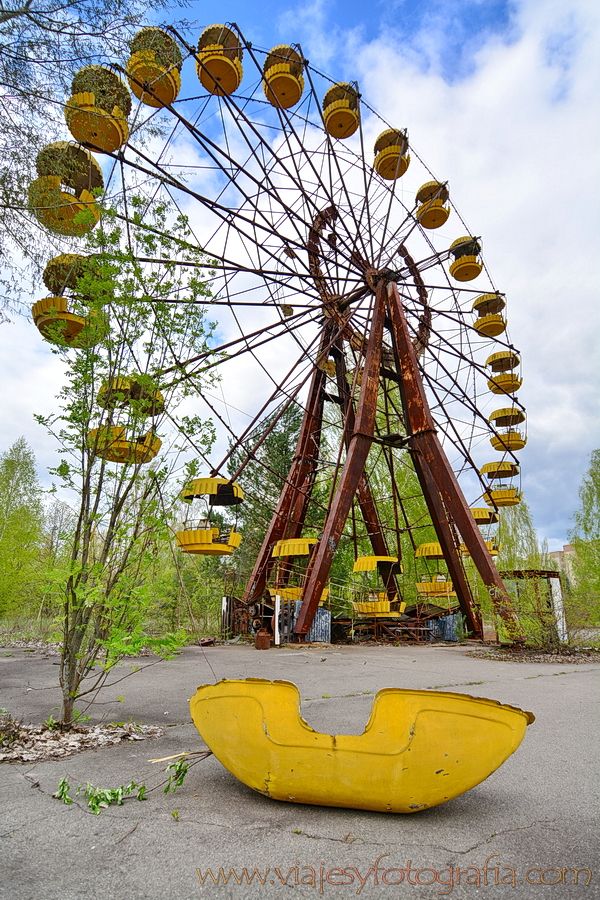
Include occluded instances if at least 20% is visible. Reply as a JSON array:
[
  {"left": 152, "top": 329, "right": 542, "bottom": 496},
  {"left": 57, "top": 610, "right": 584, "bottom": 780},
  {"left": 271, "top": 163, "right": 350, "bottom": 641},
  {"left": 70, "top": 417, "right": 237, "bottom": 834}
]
[
  {"left": 53, "top": 756, "right": 193, "bottom": 816},
  {"left": 83, "top": 781, "right": 146, "bottom": 814},
  {"left": 43, "top": 715, "right": 59, "bottom": 731},
  {"left": 229, "top": 400, "right": 304, "bottom": 578},
  {"left": 28, "top": 197, "right": 219, "bottom": 726},
  {"left": 53, "top": 777, "right": 146, "bottom": 813},
  {"left": 0, "top": 708, "right": 23, "bottom": 748},
  {"left": 567, "top": 449, "right": 600, "bottom": 633},
  {"left": 0, "top": 438, "right": 45, "bottom": 616},
  {"left": 163, "top": 759, "right": 190, "bottom": 794},
  {"left": 53, "top": 777, "right": 74, "bottom": 805}
]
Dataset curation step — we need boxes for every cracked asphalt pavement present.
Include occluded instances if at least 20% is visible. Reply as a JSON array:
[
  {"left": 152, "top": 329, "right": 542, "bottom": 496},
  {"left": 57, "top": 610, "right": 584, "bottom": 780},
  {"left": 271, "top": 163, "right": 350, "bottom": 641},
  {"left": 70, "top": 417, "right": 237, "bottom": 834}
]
[{"left": 1, "top": 643, "right": 599, "bottom": 899}]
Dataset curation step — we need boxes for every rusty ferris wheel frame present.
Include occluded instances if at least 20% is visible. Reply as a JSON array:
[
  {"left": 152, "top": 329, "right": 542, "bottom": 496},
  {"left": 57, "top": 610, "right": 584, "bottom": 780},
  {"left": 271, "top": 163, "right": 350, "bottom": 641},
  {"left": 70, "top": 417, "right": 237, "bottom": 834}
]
[{"left": 100, "top": 23, "right": 525, "bottom": 642}]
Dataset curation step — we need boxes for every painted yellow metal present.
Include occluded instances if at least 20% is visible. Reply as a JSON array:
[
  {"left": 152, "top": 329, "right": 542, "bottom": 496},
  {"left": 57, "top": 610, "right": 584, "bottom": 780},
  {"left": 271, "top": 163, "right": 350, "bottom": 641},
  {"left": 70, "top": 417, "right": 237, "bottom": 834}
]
[
  {"left": 180, "top": 477, "right": 244, "bottom": 504},
  {"left": 480, "top": 460, "right": 520, "bottom": 479},
  {"left": 488, "top": 372, "right": 522, "bottom": 395},
  {"left": 484, "top": 487, "right": 522, "bottom": 507},
  {"left": 272, "top": 537, "right": 317, "bottom": 558},
  {"left": 65, "top": 92, "right": 128, "bottom": 153},
  {"left": 490, "top": 430, "right": 527, "bottom": 452},
  {"left": 374, "top": 147, "right": 410, "bottom": 180},
  {"left": 353, "top": 599, "right": 391, "bottom": 614},
  {"left": 197, "top": 26, "right": 243, "bottom": 96},
  {"left": 323, "top": 83, "right": 360, "bottom": 138},
  {"left": 127, "top": 51, "right": 181, "bottom": 107},
  {"left": 470, "top": 506, "right": 499, "bottom": 524},
  {"left": 472, "top": 292, "right": 505, "bottom": 315},
  {"left": 416, "top": 198, "right": 449, "bottom": 229},
  {"left": 352, "top": 554, "right": 399, "bottom": 572},
  {"left": 449, "top": 236, "right": 482, "bottom": 282},
  {"left": 190, "top": 678, "right": 534, "bottom": 813},
  {"left": 176, "top": 527, "right": 242, "bottom": 555},
  {"left": 474, "top": 313, "right": 506, "bottom": 337},
  {"left": 460, "top": 539, "right": 499, "bottom": 557},
  {"left": 415, "top": 181, "right": 450, "bottom": 228},
  {"left": 263, "top": 45, "right": 304, "bottom": 108},
  {"left": 97, "top": 375, "right": 164, "bottom": 415},
  {"left": 28, "top": 176, "right": 101, "bottom": 237},
  {"left": 31, "top": 297, "right": 107, "bottom": 348},
  {"left": 415, "top": 542, "right": 444, "bottom": 559},
  {"left": 415, "top": 180, "right": 449, "bottom": 204},
  {"left": 486, "top": 349, "right": 520, "bottom": 372},
  {"left": 489, "top": 406, "right": 526, "bottom": 427},
  {"left": 416, "top": 579, "right": 456, "bottom": 597},
  {"left": 450, "top": 255, "right": 482, "bottom": 281},
  {"left": 87, "top": 425, "right": 161, "bottom": 464},
  {"left": 268, "top": 585, "right": 330, "bottom": 603}
]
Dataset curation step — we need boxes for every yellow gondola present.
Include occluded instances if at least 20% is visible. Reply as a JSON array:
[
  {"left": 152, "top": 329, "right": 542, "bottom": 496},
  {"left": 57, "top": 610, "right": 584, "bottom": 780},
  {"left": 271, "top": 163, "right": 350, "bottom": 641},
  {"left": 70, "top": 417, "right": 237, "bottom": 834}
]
[
  {"left": 490, "top": 430, "right": 527, "bottom": 452},
  {"left": 323, "top": 83, "right": 359, "bottom": 139},
  {"left": 484, "top": 486, "right": 522, "bottom": 507},
  {"left": 96, "top": 375, "right": 165, "bottom": 416},
  {"left": 190, "top": 678, "right": 533, "bottom": 813},
  {"left": 65, "top": 66, "right": 131, "bottom": 153},
  {"left": 470, "top": 506, "right": 499, "bottom": 524},
  {"left": 486, "top": 349, "right": 520, "bottom": 372},
  {"left": 197, "top": 25, "right": 243, "bottom": 96},
  {"left": 272, "top": 538, "right": 316, "bottom": 557},
  {"left": 352, "top": 555, "right": 400, "bottom": 572},
  {"left": 473, "top": 294, "right": 507, "bottom": 336},
  {"left": 177, "top": 478, "right": 243, "bottom": 555},
  {"left": 480, "top": 460, "right": 520, "bottom": 479},
  {"left": 267, "top": 584, "right": 330, "bottom": 603},
  {"left": 460, "top": 540, "right": 499, "bottom": 557},
  {"left": 127, "top": 27, "right": 183, "bottom": 107},
  {"left": 28, "top": 142, "right": 103, "bottom": 237},
  {"left": 414, "top": 542, "right": 444, "bottom": 559},
  {"left": 373, "top": 129, "right": 410, "bottom": 180},
  {"left": 416, "top": 577, "right": 455, "bottom": 597},
  {"left": 263, "top": 45, "right": 304, "bottom": 108},
  {"left": 474, "top": 314, "right": 506, "bottom": 337},
  {"left": 181, "top": 477, "right": 244, "bottom": 506},
  {"left": 489, "top": 406, "right": 526, "bottom": 428},
  {"left": 31, "top": 296, "right": 107, "bottom": 349},
  {"left": 42, "top": 254, "right": 98, "bottom": 296},
  {"left": 87, "top": 425, "right": 161, "bottom": 464},
  {"left": 487, "top": 372, "right": 522, "bottom": 395},
  {"left": 176, "top": 525, "right": 242, "bottom": 556},
  {"left": 415, "top": 181, "right": 449, "bottom": 228},
  {"left": 352, "top": 599, "right": 406, "bottom": 615},
  {"left": 448, "top": 236, "right": 482, "bottom": 282}
]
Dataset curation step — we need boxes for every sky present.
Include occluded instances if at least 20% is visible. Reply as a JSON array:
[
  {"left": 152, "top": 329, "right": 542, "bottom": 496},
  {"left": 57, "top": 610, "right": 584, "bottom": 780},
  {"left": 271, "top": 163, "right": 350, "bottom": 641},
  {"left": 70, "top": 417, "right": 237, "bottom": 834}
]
[{"left": 1, "top": 0, "right": 599, "bottom": 551}]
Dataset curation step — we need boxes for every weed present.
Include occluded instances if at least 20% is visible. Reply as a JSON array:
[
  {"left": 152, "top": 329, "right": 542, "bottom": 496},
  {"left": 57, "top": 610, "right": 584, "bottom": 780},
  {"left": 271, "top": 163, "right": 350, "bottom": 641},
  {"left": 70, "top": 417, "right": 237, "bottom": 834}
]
[
  {"left": 163, "top": 759, "right": 189, "bottom": 794},
  {"left": 0, "top": 709, "right": 23, "bottom": 747}
]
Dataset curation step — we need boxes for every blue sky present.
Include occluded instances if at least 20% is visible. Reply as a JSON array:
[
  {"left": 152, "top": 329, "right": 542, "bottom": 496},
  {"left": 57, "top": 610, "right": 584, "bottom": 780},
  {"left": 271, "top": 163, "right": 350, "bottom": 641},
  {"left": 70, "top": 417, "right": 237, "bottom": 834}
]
[{"left": 164, "top": 0, "right": 517, "bottom": 81}]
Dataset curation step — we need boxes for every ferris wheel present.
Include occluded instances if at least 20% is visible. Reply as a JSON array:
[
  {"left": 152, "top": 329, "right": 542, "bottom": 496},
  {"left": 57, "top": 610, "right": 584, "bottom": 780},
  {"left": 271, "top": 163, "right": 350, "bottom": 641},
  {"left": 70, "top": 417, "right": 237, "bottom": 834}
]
[{"left": 27, "top": 23, "right": 527, "bottom": 642}]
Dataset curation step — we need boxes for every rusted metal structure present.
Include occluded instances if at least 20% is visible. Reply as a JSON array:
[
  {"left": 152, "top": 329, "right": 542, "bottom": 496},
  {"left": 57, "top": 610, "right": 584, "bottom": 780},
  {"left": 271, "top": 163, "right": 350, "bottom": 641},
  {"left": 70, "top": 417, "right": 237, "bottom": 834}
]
[
  {"left": 244, "top": 275, "right": 522, "bottom": 642},
  {"left": 28, "top": 22, "right": 527, "bottom": 643}
]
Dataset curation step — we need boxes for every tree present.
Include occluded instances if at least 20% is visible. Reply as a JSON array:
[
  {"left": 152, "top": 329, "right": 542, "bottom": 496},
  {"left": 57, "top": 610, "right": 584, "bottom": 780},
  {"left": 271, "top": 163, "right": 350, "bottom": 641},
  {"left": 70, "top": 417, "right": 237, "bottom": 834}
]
[
  {"left": 0, "top": 436, "right": 45, "bottom": 616},
  {"left": 0, "top": 0, "right": 185, "bottom": 314},
  {"left": 568, "top": 449, "right": 600, "bottom": 632},
  {"left": 35, "top": 198, "right": 217, "bottom": 725},
  {"left": 228, "top": 400, "right": 304, "bottom": 579}
]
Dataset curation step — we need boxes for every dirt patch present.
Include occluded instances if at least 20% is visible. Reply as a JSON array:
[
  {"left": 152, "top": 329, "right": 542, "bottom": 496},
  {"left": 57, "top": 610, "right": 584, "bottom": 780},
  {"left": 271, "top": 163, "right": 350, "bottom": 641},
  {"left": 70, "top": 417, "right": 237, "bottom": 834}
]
[
  {"left": 0, "top": 711, "right": 162, "bottom": 763},
  {"left": 466, "top": 645, "right": 600, "bottom": 665}
]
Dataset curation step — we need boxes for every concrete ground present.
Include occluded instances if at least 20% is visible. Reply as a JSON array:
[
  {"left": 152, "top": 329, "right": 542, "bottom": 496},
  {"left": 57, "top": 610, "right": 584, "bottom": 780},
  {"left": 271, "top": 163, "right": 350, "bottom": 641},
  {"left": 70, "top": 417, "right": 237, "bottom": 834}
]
[{"left": 1, "top": 642, "right": 599, "bottom": 899}]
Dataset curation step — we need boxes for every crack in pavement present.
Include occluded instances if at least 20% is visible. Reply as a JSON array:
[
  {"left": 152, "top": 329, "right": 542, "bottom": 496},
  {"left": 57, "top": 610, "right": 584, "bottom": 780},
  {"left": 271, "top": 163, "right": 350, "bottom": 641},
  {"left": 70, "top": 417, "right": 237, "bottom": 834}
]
[{"left": 291, "top": 818, "right": 560, "bottom": 855}]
